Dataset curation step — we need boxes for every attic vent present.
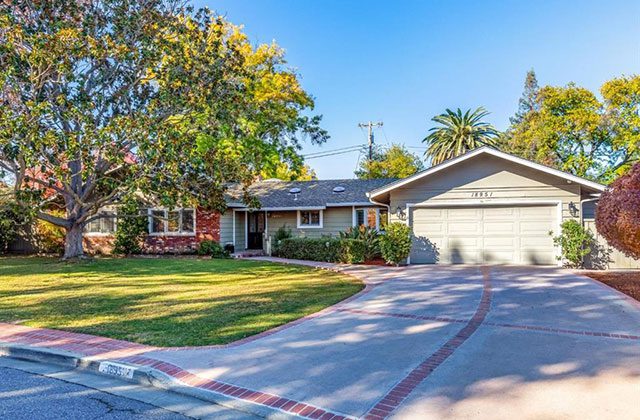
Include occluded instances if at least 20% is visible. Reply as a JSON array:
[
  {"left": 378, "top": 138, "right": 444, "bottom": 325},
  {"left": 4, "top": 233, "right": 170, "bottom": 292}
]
[
  {"left": 332, "top": 186, "right": 345, "bottom": 193},
  {"left": 289, "top": 188, "right": 301, "bottom": 194}
]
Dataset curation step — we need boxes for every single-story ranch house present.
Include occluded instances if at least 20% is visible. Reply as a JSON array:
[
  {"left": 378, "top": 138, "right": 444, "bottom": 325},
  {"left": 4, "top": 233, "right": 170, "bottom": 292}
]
[{"left": 83, "top": 147, "right": 639, "bottom": 268}]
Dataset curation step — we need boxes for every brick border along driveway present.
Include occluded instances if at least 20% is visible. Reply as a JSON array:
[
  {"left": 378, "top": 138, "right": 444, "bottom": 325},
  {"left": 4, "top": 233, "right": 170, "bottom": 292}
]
[{"left": 1, "top": 260, "right": 640, "bottom": 420}]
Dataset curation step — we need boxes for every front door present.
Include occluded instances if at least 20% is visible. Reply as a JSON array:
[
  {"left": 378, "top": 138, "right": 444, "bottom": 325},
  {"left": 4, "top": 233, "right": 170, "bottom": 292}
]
[{"left": 247, "top": 212, "right": 265, "bottom": 250}]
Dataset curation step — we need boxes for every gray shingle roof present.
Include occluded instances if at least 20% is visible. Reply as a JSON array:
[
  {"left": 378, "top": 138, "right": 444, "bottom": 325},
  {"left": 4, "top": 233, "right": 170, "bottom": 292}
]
[{"left": 226, "top": 178, "right": 397, "bottom": 209}]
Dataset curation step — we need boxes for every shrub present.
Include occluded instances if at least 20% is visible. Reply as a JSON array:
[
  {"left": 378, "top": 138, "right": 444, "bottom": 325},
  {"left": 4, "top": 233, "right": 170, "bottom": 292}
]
[
  {"left": 277, "top": 237, "right": 341, "bottom": 262},
  {"left": 551, "top": 220, "right": 594, "bottom": 268},
  {"left": 339, "top": 226, "right": 380, "bottom": 261},
  {"left": 0, "top": 201, "right": 30, "bottom": 253},
  {"left": 379, "top": 222, "right": 412, "bottom": 265},
  {"left": 32, "top": 214, "right": 65, "bottom": 255},
  {"left": 197, "top": 240, "right": 229, "bottom": 258},
  {"left": 272, "top": 225, "right": 292, "bottom": 256},
  {"left": 113, "top": 200, "right": 147, "bottom": 255},
  {"left": 338, "top": 238, "right": 366, "bottom": 263},
  {"left": 595, "top": 163, "right": 640, "bottom": 259}
]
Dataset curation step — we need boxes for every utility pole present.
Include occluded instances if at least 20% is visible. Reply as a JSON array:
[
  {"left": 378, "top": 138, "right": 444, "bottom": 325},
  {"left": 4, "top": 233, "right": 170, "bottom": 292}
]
[{"left": 358, "top": 121, "right": 383, "bottom": 162}]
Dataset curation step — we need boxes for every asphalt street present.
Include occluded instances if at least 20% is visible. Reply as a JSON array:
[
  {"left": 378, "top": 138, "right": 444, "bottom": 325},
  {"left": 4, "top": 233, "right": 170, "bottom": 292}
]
[{"left": 0, "top": 365, "right": 189, "bottom": 419}]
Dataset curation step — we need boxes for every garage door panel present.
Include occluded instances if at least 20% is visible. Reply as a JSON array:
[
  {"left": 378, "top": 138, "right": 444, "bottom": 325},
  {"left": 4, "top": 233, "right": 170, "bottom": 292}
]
[
  {"left": 448, "top": 223, "right": 481, "bottom": 235},
  {"left": 484, "top": 250, "right": 515, "bottom": 264},
  {"left": 484, "top": 236, "right": 516, "bottom": 247},
  {"left": 447, "top": 208, "right": 481, "bottom": 220},
  {"left": 483, "top": 207, "right": 515, "bottom": 219},
  {"left": 520, "top": 221, "right": 554, "bottom": 234},
  {"left": 484, "top": 221, "right": 516, "bottom": 235},
  {"left": 411, "top": 205, "right": 557, "bottom": 265}
]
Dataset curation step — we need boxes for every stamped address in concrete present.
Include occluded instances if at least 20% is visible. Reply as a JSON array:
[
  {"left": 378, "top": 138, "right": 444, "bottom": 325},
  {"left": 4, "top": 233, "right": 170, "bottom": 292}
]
[{"left": 98, "top": 361, "right": 136, "bottom": 379}]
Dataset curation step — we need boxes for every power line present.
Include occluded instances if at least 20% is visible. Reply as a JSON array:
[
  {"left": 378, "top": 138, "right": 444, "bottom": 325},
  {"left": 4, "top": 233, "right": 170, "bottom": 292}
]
[
  {"left": 304, "top": 146, "right": 366, "bottom": 160},
  {"left": 302, "top": 144, "right": 365, "bottom": 159}
]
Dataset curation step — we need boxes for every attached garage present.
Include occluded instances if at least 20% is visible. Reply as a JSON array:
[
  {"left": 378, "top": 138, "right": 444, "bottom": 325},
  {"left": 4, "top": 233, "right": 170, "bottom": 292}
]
[
  {"left": 410, "top": 204, "right": 558, "bottom": 265},
  {"left": 366, "top": 147, "right": 608, "bottom": 266}
]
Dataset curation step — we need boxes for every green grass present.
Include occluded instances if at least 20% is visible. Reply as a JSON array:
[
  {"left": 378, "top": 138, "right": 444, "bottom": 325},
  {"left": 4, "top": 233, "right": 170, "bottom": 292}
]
[{"left": 0, "top": 257, "right": 363, "bottom": 347}]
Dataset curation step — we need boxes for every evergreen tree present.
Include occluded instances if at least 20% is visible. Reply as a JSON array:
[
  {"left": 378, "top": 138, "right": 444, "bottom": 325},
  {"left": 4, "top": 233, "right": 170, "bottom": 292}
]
[{"left": 510, "top": 69, "right": 540, "bottom": 125}]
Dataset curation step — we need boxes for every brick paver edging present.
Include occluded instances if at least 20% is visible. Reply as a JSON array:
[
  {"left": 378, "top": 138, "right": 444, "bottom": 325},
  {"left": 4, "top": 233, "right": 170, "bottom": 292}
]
[{"left": 361, "top": 266, "right": 493, "bottom": 420}]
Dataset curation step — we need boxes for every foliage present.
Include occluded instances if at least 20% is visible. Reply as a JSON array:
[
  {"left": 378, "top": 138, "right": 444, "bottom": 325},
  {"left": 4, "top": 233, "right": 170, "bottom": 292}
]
[
  {"left": 551, "top": 220, "right": 594, "bottom": 268},
  {"left": 277, "top": 237, "right": 341, "bottom": 262},
  {"left": 112, "top": 200, "right": 147, "bottom": 255},
  {"left": 197, "top": 240, "right": 229, "bottom": 258},
  {"left": 379, "top": 222, "right": 412, "bottom": 266},
  {"left": 423, "top": 108, "right": 500, "bottom": 165},
  {"left": 0, "top": 199, "right": 30, "bottom": 253},
  {"left": 338, "top": 238, "right": 366, "bottom": 264},
  {"left": 501, "top": 75, "right": 640, "bottom": 182},
  {"left": 595, "top": 162, "right": 640, "bottom": 259},
  {"left": 339, "top": 226, "right": 380, "bottom": 261},
  {"left": 0, "top": 1, "right": 327, "bottom": 258},
  {"left": 355, "top": 144, "right": 425, "bottom": 179},
  {"left": 31, "top": 215, "right": 66, "bottom": 255},
  {"left": 510, "top": 69, "right": 540, "bottom": 125},
  {"left": 261, "top": 162, "right": 317, "bottom": 181},
  {"left": 272, "top": 224, "right": 292, "bottom": 255},
  {"left": 0, "top": 257, "right": 363, "bottom": 346}
]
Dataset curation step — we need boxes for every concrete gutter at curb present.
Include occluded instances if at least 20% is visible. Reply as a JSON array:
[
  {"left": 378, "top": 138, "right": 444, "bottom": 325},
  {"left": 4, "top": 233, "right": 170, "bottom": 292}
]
[{"left": 0, "top": 343, "right": 297, "bottom": 420}]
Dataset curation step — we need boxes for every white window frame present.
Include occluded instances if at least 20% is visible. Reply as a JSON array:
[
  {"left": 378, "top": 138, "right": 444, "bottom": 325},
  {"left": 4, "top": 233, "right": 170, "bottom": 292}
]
[
  {"left": 148, "top": 208, "right": 196, "bottom": 236},
  {"left": 353, "top": 207, "right": 386, "bottom": 230},
  {"left": 84, "top": 211, "right": 117, "bottom": 236},
  {"left": 297, "top": 209, "right": 323, "bottom": 229}
]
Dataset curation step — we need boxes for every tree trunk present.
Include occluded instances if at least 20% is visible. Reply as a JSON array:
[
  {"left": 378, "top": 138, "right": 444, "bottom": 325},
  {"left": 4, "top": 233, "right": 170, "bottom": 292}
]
[{"left": 63, "top": 223, "right": 85, "bottom": 259}]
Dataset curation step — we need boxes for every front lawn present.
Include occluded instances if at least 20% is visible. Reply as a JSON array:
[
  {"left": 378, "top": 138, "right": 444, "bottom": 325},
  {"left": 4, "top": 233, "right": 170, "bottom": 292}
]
[
  {"left": 584, "top": 271, "right": 640, "bottom": 303},
  {"left": 0, "top": 257, "right": 363, "bottom": 347}
]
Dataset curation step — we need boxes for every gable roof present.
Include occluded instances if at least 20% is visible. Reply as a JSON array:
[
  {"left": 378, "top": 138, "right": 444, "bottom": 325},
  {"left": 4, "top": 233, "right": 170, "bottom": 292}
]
[
  {"left": 226, "top": 178, "right": 397, "bottom": 210},
  {"left": 367, "top": 146, "right": 607, "bottom": 198}
]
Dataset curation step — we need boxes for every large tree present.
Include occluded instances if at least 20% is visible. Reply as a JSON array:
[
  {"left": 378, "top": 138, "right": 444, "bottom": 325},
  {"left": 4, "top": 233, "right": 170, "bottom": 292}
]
[
  {"left": 596, "top": 162, "right": 640, "bottom": 259},
  {"left": 355, "top": 144, "right": 424, "bottom": 179},
  {"left": 423, "top": 107, "right": 499, "bottom": 165},
  {"left": 0, "top": 1, "right": 327, "bottom": 258},
  {"left": 501, "top": 75, "right": 640, "bottom": 182}
]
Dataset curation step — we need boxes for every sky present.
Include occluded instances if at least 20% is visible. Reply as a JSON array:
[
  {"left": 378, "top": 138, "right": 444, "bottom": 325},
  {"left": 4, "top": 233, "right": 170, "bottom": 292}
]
[{"left": 196, "top": 0, "right": 640, "bottom": 179}]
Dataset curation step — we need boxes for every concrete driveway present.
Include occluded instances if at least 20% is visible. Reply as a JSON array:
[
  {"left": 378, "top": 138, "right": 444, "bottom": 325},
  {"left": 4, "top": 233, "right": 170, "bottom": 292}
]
[{"left": 144, "top": 263, "right": 640, "bottom": 420}]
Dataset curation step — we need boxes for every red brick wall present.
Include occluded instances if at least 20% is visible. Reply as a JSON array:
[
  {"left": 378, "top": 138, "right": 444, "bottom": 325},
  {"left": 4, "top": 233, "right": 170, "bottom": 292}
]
[{"left": 84, "top": 208, "right": 220, "bottom": 255}]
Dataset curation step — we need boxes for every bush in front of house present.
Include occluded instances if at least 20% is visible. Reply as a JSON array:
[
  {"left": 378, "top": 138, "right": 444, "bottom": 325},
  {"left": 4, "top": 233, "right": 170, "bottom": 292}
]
[
  {"left": 551, "top": 219, "right": 594, "bottom": 268},
  {"left": 272, "top": 225, "right": 292, "bottom": 256},
  {"left": 380, "top": 222, "right": 412, "bottom": 266},
  {"left": 113, "top": 199, "right": 148, "bottom": 255},
  {"left": 277, "top": 237, "right": 341, "bottom": 262},
  {"left": 338, "top": 238, "right": 366, "bottom": 264},
  {"left": 197, "top": 240, "right": 229, "bottom": 258},
  {"left": 339, "top": 226, "right": 380, "bottom": 261}
]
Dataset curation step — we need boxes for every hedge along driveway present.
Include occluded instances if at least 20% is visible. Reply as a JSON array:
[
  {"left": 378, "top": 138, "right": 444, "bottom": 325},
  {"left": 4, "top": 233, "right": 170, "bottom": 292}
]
[{"left": 0, "top": 257, "right": 364, "bottom": 347}]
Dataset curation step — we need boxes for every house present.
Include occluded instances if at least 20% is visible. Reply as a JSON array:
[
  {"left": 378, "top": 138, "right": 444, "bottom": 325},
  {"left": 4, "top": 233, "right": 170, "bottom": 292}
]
[{"left": 83, "top": 147, "right": 639, "bottom": 268}]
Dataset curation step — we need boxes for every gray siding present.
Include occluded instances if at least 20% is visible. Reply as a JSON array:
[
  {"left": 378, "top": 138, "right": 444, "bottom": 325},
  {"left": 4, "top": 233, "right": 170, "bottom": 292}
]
[
  {"left": 219, "top": 211, "right": 234, "bottom": 246},
  {"left": 388, "top": 154, "right": 583, "bottom": 229},
  {"left": 266, "top": 207, "right": 354, "bottom": 240}
]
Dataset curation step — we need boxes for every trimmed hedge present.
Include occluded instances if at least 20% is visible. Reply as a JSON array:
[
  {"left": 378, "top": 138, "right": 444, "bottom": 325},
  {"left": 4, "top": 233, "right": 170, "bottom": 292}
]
[{"left": 277, "top": 237, "right": 341, "bottom": 262}]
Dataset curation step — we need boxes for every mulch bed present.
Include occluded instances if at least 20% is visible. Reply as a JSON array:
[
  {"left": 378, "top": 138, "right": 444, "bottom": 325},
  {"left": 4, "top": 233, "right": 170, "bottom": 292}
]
[{"left": 583, "top": 271, "right": 640, "bottom": 302}]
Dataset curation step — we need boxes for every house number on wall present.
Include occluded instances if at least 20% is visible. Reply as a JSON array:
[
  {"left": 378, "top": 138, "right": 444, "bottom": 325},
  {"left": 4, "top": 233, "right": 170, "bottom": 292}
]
[{"left": 470, "top": 191, "right": 493, "bottom": 198}]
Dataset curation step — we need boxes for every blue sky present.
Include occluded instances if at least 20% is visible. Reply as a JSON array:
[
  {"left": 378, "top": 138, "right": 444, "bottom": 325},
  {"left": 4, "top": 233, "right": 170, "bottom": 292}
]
[{"left": 197, "top": 0, "right": 640, "bottom": 179}]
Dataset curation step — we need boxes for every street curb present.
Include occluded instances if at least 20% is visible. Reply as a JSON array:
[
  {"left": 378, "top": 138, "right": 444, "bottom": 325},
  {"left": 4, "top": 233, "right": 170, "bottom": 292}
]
[{"left": 0, "top": 343, "right": 296, "bottom": 419}]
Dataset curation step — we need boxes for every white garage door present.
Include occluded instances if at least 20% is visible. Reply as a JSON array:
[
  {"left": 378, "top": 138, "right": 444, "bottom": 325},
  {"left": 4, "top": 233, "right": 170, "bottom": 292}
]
[{"left": 410, "top": 205, "right": 557, "bottom": 265}]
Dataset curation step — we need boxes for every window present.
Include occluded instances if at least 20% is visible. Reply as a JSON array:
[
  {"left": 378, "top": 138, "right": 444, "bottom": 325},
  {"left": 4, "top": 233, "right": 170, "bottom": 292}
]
[
  {"left": 149, "top": 208, "right": 196, "bottom": 235},
  {"left": 354, "top": 207, "right": 388, "bottom": 231},
  {"left": 85, "top": 211, "right": 117, "bottom": 235},
  {"left": 297, "top": 210, "right": 323, "bottom": 228}
]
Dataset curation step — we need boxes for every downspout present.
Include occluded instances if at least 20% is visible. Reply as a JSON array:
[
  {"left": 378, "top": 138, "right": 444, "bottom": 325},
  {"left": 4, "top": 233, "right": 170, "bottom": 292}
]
[{"left": 366, "top": 193, "right": 391, "bottom": 214}]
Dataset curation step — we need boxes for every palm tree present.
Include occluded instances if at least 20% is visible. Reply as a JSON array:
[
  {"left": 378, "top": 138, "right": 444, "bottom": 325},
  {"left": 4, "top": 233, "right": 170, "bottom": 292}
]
[{"left": 423, "top": 107, "right": 500, "bottom": 165}]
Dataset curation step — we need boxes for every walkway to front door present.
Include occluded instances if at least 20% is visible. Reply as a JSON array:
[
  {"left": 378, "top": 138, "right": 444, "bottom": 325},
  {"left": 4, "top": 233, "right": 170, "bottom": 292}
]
[{"left": 247, "top": 212, "right": 265, "bottom": 250}]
